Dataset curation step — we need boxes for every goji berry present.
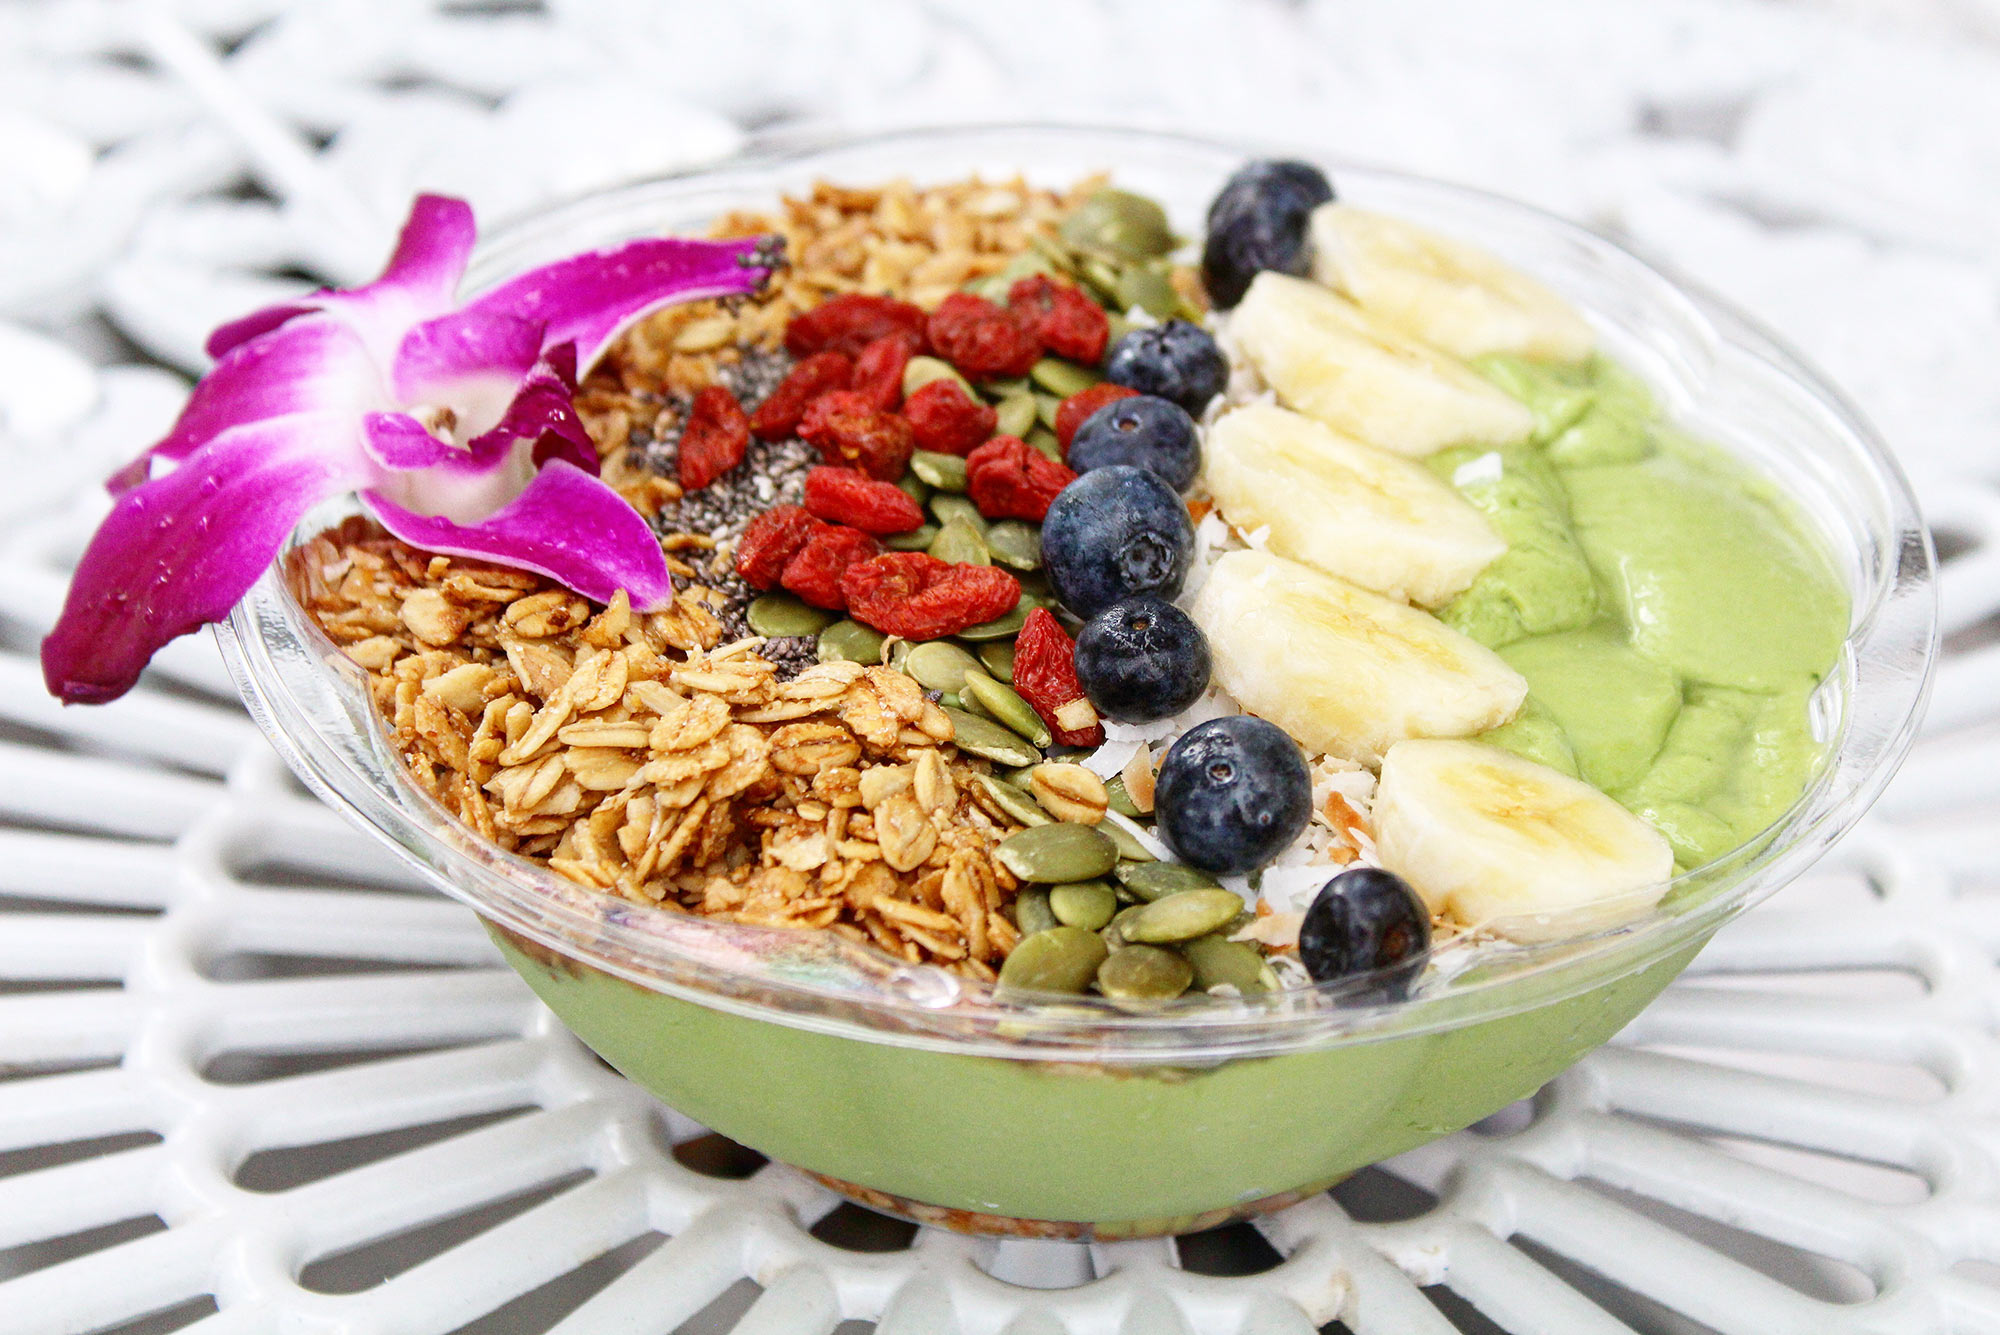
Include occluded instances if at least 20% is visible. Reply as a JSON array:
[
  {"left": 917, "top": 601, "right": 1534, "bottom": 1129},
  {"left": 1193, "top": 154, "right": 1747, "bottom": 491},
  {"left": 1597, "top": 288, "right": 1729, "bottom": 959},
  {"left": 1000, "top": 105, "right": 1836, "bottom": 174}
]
[
  {"left": 840, "top": 553, "right": 1022, "bottom": 641},
  {"left": 1053, "top": 382, "right": 1140, "bottom": 453},
  {"left": 796, "top": 390, "right": 916, "bottom": 481},
  {"left": 925, "top": 292, "right": 1041, "bottom": 381},
  {"left": 902, "top": 378, "right": 997, "bottom": 456},
  {"left": 735, "top": 504, "right": 824, "bottom": 589},
  {"left": 965, "top": 435, "right": 1077, "bottom": 522},
  {"left": 750, "top": 351, "right": 852, "bottom": 441},
  {"left": 780, "top": 524, "right": 882, "bottom": 611},
  {"left": 1012, "top": 607, "right": 1104, "bottom": 747},
  {"left": 676, "top": 385, "right": 751, "bottom": 492},
  {"left": 1008, "top": 274, "right": 1110, "bottom": 366},
  {"left": 785, "top": 293, "right": 927, "bottom": 359},
  {"left": 849, "top": 333, "right": 917, "bottom": 411},
  {"left": 802, "top": 466, "right": 924, "bottom": 535}
]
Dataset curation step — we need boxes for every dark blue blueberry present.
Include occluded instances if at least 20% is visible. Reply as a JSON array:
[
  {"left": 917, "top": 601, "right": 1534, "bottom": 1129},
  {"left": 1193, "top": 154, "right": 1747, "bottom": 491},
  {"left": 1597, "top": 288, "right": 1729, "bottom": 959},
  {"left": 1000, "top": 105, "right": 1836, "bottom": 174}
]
[
  {"left": 1067, "top": 395, "right": 1201, "bottom": 493},
  {"left": 1040, "top": 465, "right": 1195, "bottom": 618},
  {"left": 1103, "top": 320, "right": 1228, "bottom": 416},
  {"left": 1297, "top": 867, "right": 1431, "bottom": 1001},
  {"left": 1201, "top": 158, "right": 1336, "bottom": 309},
  {"left": 1073, "top": 597, "right": 1211, "bottom": 724},
  {"left": 1154, "top": 716, "right": 1312, "bottom": 875}
]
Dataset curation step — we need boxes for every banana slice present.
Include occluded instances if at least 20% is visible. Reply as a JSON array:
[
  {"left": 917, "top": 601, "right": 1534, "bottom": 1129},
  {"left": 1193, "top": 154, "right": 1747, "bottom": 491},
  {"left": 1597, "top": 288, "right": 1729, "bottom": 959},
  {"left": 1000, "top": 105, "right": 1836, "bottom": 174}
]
[
  {"left": 1373, "top": 739, "right": 1674, "bottom": 942},
  {"left": 1229, "top": 272, "right": 1534, "bottom": 457},
  {"left": 1205, "top": 402, "right": 1504, "bottom": 607},
  {"left": 1310, "top": 205, "right": 1596, "bottom": 364},
  {"left": 1190, "top": 549, "right": 1527, "bottom": 765}
]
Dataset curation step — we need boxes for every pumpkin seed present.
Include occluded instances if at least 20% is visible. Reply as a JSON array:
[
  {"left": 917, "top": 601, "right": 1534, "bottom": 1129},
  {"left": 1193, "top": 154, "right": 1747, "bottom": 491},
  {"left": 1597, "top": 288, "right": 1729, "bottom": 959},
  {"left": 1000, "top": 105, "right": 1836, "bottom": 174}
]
[
  {"left": 929, "top": 493, "right": 986, "bottom": 532},
  {"left": 995, "top": 394, "right": 1039, "bottom": 440},
  {"left": 911, "top": 450, "right": 969, "bottom": 492},
  {"left": 984, "top": 376, "right": 1031, "bottom": 399},
  {"left": 897, "top": 473, "right": 932, "bottom": 507},
  {"left": 1060, "top": 189, "right": 1176, "bottom": 261},
  {"left": 928, "top": 516, "right": 990, "bottom": 566},
  {"left": 1096, "top": 944, "right": 1193, "bottom": 1001},
  {"left": 747, "top": 593, "right": 837, "bottom": 639},
  {"left": 1105, "top": 312, "right": 1135, "bottom": 345},
  {"left": 1100, "top": 818, "right": 1156, "bottom": 864},
  {"left": 942, "top": 709, "right": 1039, "bottom": 767},
  {"left": 1077, "top": 256, "right": 1125, "bottom": 305},
  {"left": 817, "top": 619, "right": 886, "bottom": 665},
  {"left": 903, "top": 355, "right": 975, "bottom": 401},
  {"left": 998, "top": 926, "right": 1107, "bottom": 995},
  {"left": 1028, "top": 231, "right": 1083, "bottom": 277},
  {"left": 995, "top": 822, "right": 1119, "bottom": 884},
  {"left": 1034, "top": 393, "right": 1063, "bottom": 430},
  {"left": 1013, "top": 885, "right": 1059, "bottom": 937},
  {"left": 979, "top": 640, "right": 1017, "bottom": 683},
  {"left": 976, "top": 773, "right": 1051, "bottom": 827},
  {"left": 1114, "top": 861, "right": 1221, "bottom": 902},
  {"left": 884, "top": 523, "right": 939, "bottom": 552},
  {"left": 1123, "top": 889, "right": 1246, "bottom": 944},
  {"left": 1049, "top": 879, "right": 1116, "bottom": 932},
  {"left": 960, "top": 670, "right": 1051, "bottom": 749},
  {"left": 1104, "top": 774, "right": 1142, "bottom": 819},
  {"left": 1102, "top": 902, "right": 1148, "bottom": 949},
  {"left": 886, "top": 639, "right": 913, "bottom": 672},
  {"left": 984, "top": 520, "right": 1042, "bottom": 571},
  {"left": 1181, "top": 934, "right": 1272, "bottom": 995},
  {"left": 937, "top": 691, "right": 960, "bottom": 710},
  {"left": 1117, "top": 263, "right": 1181, "bottom": 319},
  {"left": 1030, "top": 357, "right": 1101, "bottom": 399},
  {"left": 905, "top": 641, "right": 983, "bottom": 693},
  {"left": 956, "top": 604, "right": 1030, "bottom": 641}
]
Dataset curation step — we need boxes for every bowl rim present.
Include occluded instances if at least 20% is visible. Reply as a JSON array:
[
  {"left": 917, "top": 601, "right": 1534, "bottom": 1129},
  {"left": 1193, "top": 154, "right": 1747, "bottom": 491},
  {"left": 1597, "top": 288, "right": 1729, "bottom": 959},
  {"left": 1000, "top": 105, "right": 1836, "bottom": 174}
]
[{"left": 217, "top": 122, "right": 1939, "bottom": 1062}]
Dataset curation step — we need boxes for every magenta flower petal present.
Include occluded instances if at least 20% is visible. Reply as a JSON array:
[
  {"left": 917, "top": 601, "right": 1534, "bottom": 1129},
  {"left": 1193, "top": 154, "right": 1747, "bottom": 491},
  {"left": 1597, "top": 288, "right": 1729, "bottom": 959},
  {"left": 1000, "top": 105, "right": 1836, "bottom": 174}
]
[
  {"left": 365, "top": 460, "right": 671, "bottom": 610},
  {"left": 472, "top": 343, "right": 595, "bottom": 474},
  {"left": 44, "top": 414, "right": 378, "bottom": 705},
  {"left": 461, "top": 234, "right": 773, "bottom": 372},
  {"left": 391, "top": 309, "right": 543, "bottom": 407},
  {"left": 361, "top": 412, "right": 481, "bottom": 472}
]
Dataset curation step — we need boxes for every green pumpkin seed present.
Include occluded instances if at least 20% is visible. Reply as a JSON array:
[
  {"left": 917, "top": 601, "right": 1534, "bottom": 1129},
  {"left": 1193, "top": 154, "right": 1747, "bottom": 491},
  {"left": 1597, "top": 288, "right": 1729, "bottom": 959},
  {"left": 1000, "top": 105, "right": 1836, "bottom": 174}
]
[
  {"left": 1013, "top": 885, "right": 1059, "bottom": 937},
  {"left": 1030, "top": 358, "right": 1101, "bottom": 400},
  {"left": 995, "top": 822, "right": 1119, "bottom": 884},
  {"left": 1114, "top": 861, "right": 1221, "bottom": 902},
  {"left": 1123, "top": 889, "right": 1246, "bottom": 944},
  {"left": 1181, "top": 934, "right": 1272, "bottom": 995},
  {"left": 960, "top": 670, "right": 1051, "bottom": 749},
  {"left": 747, "top": 593, "right": 837, "bottom": 639},
  {"left": 979, "top": 640, "right": 1017, "bottom": 683},
  {"left": 943, "top": 708, "right": 1040, "bottom": 767},
  {"left": 936, "top": 691, "right": 961, "bottom": 710},
  {"left": 1028, "top": 231, "right": 1084, "bottom": 277},
  {"left": 886, "top": 639, "right": 913, "bottom": 672},
  {"left": 911, "top": 450, "right": 970, "bottom": 492},
  {"left": 984, "top": 522, "right": 1041, "bottom": 572},
  {"left": 1049, "top": 879, "right": 1116, "bottom": 932},
  {"left": 1024, "top": 427, "right": 1063, "bottom": 463},
  {"left": 905, "top": 641, "right": 983, "bottom": 693},
  {"left": 1100, "top": 818, "right": 1156, "bottom": 864},
  {"left": 956, "top": 603, "right": 1030, "bottom": 641},
  {"left": 995, "top": 394, "right": 1039, "bottom": 440},
  {"left": 1060, "top": 189, "right": 1175, "bottom": 262},
  {"left": 816, "top": 619, "right": 886, "bottom": 665},
  {"left": 1117, "top": 264, "right": 1181, "bottom": 319},
  {"left": 1034, "top": 393, "right": 1063, "bottom": 430},
  {"left": 897, "top": 473, "right": 932, "bottom": 507},
  {"left": 977, "top": 773, "right": 1051, "bottom": 827},
  {"left": 928, "top": 516, "right": 990, "bottom": 566},
  {"left": 903, "top": 355, "right": 975, "bottom": 401},
  {"left": 983, "top": 376, "right": 1031, "bottom": 399},
  {"left": 998, "top": 926, "right": 1108, "bottom": 995},
  {"left": 1102, "top": 902, "right": 1148, "bottom": 949},
  {"left": 1096, "top": 944, "right": 1193, "bottom": 1001},
  {"left": 884, "top": 523, "right": 939, "bottom": 552},
  {"left": 1077, "top": 256, "right": 1125, "bottom": 305},
  {"left": 928, "top": 493, "right": 985, "bottom": 532},
  {"left": 1104, "top": 775, "right": 1142, "bottom": 819},
  {"left": 1105, "top": 312, "right": 1135, "bottom": 345}
]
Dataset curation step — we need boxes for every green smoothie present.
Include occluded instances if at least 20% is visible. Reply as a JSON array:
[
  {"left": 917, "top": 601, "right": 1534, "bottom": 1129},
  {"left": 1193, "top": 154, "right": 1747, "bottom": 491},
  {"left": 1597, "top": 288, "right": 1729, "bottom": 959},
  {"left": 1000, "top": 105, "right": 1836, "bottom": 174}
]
[{"left": 1437, "top": 356, "right": 1849, "bottom": 868}]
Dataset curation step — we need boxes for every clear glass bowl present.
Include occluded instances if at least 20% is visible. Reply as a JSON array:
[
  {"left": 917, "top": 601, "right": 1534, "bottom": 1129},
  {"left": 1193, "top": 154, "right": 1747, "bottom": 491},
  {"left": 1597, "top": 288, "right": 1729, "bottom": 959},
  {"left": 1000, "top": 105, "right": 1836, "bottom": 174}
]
[{"left": 217, "top": 125, "right": 1936, "bottom": 1238}]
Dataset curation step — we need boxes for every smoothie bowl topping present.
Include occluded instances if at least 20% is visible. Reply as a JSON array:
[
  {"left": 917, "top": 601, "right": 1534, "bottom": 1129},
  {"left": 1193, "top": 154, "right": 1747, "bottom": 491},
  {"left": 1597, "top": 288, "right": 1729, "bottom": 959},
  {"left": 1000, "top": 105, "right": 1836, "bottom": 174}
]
[{"left": 48, "top": 162, "right": 1852, "bottom": 1007}]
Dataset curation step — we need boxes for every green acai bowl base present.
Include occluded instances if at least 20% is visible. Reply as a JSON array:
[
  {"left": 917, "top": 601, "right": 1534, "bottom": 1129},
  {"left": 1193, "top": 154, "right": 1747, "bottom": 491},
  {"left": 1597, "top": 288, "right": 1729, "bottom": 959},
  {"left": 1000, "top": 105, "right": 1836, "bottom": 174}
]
[{"left": 490, "top": 927, "right": 1704, "bottom": 1239}]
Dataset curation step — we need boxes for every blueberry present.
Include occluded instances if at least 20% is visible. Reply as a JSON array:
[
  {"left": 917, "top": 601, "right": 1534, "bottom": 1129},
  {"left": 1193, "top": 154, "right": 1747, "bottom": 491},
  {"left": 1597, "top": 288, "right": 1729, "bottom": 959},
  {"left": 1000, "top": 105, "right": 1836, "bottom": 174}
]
[
  {"left": 1201, "top": 158, "right": 1336, "bottom": 309},
  {"left": 1154, "top": 716, "right": 1312, "bottom": 875},
  {"left": 1073, "top": 597, "right": 1211, "bottom": 724},
  {"left": 1297, "top": 867, "right": 1431, "bottom": 1001},
  {"left": 1067, "top": 395, "right": 1201, "bottom": 493},
  {"left": 1103, "top": 320, "right": 1228, "bottom": 417},
  {"left": 1040, "top": 465, "right": 1195, "bottom": 617}
]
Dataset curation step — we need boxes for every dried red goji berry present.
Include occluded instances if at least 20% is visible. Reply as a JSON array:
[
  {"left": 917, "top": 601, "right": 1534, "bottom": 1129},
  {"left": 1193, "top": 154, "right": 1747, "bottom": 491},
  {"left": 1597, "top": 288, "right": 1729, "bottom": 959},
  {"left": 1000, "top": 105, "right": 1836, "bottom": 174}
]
[
  {"left": 796, "top": 390, "right": 916, "bottom": 481},
  {"left": 1008, "top": 274, "right": 1111, "bottom": 366},
  {"left": 750, "top": 350, "right": 852, "bottom": 441},
  {"left": 1053, "top": 382, "right": 1141, "bottom": 453},
  {"left": 1012, "top": 607, "right": 1104, "bottom": 747},
  {"left": 965, "top": 435, "right": 1077, "bottom": 523},
  {"left": 849, "top": 333, "right": 918, "bottom": 411},
  {"left": 925, "top": 292, "right": 1041, "bottom": 381},
  {"left": 785, "top": 293, "right": 927, "bottom": 359},
  {"left": 901, "top": 378, "right": 998, "bottom": 456},
  {"left": 780, "top": 524, "right": 882, "bottom": 610},
  {"left": 802, "top": 466, "right": 924, "bottom": 535},
  {"left": 735, "top": 504, "right": 824, "bottom": 590},
  {"left": 676, "top": 385, "right": 751, "bottom": 492},
  {"left": 840, "top": 553, "right": 1022, "bottom": 641}
]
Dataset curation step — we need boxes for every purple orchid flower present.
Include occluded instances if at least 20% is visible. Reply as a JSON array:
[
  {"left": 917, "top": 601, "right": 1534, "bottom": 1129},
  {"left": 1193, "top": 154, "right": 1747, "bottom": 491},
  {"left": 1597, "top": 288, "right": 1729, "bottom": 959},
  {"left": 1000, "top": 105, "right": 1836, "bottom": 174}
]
[{"left": 43, "top": 194, "right": 775, "bottom": 705}]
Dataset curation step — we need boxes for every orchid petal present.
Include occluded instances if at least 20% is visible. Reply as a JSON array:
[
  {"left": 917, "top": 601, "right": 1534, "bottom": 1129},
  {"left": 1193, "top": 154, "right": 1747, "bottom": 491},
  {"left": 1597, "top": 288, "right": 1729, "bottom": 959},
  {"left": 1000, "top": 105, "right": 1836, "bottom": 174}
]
[
  {"left": 471, "top": 343, "right": 596, "bottom": 474},
  {"left": 360, "top": 412, "right": 486, "bottom": 472},
  {"left": 391, "top": 309, "right": 543, "bottom": 408},
  {"left": 44, "top": 414, "right": 378, "bottom": 704},
  {"left": 365, "top": 460, "right": 671, "bottom": 610},
  {"left": 461, "top": 234, "right": 773, "bottom": 372}
]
